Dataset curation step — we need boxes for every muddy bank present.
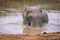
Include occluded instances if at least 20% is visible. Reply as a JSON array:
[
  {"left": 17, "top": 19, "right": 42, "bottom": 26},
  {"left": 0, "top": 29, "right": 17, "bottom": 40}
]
[{"left": 0, "top": 34, "right": 60, "bottom": 40}]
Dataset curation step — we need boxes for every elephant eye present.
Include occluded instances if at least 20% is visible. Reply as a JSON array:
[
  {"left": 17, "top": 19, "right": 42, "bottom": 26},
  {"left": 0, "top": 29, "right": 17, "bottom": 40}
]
[
  {"left": 40, "top": 9, "right": 42, "bottom": 13},
  {"left": 27, "top": 10, "right": 32, "bottom": 13}
]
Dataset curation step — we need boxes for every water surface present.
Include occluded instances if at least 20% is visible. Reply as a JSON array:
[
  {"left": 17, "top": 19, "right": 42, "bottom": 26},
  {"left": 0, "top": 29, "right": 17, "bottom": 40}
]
[{"left": 0, "top": 8, "right": 60, "bottom": 34}]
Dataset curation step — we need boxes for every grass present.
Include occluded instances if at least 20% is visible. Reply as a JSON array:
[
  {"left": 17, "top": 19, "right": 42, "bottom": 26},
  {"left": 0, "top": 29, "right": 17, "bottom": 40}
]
[
  {"left": 0, "top": 0, "right": 60, "bottom": 17},
  {"left": 0, "top": 0, "right": 60, "bottom": 10}
]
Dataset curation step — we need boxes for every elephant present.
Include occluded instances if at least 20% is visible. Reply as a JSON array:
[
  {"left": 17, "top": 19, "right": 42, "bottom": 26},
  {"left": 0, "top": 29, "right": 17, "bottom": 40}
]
[{"left": 22, "top": 6, "right": 48, "bottom": 27}]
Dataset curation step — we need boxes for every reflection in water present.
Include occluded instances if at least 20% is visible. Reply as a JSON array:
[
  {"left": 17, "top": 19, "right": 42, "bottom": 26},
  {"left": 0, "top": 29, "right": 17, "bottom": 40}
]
[{"left": 0, "top": 9, "right": 60, "bottom": 34}]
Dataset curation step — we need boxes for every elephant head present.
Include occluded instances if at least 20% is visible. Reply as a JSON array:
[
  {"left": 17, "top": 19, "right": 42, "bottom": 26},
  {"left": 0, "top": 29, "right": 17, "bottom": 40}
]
[{"left": 22, "top": 6, "right": 48, "bottom": 27}]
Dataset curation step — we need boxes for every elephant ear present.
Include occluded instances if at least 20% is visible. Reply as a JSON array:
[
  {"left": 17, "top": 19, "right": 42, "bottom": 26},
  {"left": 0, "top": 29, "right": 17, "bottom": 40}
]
[
  {"left": 39, "top": 7, "right": 43, "bottom": 13},
  {"left": 42, "top": 11, "right": 48, "bottom": 23},
  {"left": 22, "top": 7, "right": 27, "bottom": 18}
]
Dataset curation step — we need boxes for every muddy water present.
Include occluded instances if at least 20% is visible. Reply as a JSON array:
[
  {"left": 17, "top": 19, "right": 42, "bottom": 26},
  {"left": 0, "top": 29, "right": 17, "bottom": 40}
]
[{"left": 0, "top": 9, "right": 60, "bottom": 34}]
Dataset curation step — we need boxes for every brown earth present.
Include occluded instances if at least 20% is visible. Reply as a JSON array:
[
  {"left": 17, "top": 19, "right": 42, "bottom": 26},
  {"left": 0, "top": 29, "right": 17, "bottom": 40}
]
[
  {"left": 0, "top": 34, "right": 60, "bottom": 40},
  {"left": 0, "top": 25, "right": 60, "bottom": 40}
]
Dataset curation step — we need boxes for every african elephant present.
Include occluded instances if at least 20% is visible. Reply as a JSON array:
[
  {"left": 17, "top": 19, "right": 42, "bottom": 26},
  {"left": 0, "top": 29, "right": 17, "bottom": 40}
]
[{"left": 22, "top": 6, "right": 48, "bottom": 27}]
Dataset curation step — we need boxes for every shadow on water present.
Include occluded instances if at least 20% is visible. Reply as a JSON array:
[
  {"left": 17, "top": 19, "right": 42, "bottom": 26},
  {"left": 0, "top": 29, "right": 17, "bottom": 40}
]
[{"left": 0, "top": 8, "right": 60, "bottom": 34}]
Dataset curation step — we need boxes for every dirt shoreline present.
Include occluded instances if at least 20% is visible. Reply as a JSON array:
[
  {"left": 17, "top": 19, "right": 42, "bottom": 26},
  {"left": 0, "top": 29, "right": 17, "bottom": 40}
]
[{"left": 0, "top": 33, "right": 60, "bottom": 40}]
